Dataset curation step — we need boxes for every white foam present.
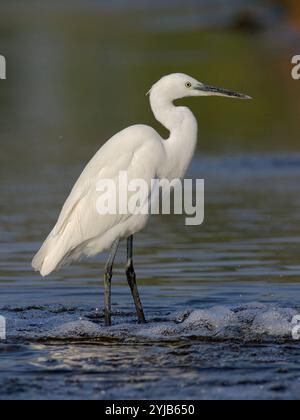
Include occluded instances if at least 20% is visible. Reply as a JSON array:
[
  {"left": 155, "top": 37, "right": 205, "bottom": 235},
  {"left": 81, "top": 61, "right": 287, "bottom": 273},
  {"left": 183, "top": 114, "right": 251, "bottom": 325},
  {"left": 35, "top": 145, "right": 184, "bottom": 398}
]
[
  {"left": 2, "top": 303, "right": 299, "bottom": 343},
  {"left": 252, "top": 308, "right": 298, "bottom": 338},
  {"left": 51, "top": 321, "right": 103, "bottom": 339}
]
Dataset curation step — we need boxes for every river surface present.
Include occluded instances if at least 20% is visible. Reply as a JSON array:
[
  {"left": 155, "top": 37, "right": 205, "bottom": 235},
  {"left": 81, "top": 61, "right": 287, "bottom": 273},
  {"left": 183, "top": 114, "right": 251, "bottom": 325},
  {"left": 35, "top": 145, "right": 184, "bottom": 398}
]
[
  {"left": 1, "top": 155, "right": 300, "bottom": 400},
  {"left": 1, "top": 0, "right": 300, "bottom": 401}
]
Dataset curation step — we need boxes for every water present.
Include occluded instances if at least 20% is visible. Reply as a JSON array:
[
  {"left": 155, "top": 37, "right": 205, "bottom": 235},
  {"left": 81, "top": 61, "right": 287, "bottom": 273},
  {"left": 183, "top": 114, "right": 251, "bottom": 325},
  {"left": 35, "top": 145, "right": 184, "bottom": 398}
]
[
  {"left": 1, "top": 155, "right": 300, "bottom": 400},
  {"left": 1, "top": 0, "right": 300, "bottom": 401}
]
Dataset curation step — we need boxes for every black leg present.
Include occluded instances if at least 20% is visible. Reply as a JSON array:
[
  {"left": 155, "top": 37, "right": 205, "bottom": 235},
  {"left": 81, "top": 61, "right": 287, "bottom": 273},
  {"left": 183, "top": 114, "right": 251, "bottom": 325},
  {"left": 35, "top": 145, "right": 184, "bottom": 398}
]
[
  {"left": 104, "top": 239, "right": 120, "bottom": 327},
  {"left": 126, "top": 235, "right": 146, "bottom": 324}
]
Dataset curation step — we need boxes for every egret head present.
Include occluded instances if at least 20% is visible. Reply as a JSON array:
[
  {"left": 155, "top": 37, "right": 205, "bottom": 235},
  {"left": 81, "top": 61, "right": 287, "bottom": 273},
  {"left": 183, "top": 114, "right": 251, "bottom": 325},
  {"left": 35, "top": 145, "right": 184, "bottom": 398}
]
[{"left": 149, "top": 73, "right": 251, "bottom": 102}]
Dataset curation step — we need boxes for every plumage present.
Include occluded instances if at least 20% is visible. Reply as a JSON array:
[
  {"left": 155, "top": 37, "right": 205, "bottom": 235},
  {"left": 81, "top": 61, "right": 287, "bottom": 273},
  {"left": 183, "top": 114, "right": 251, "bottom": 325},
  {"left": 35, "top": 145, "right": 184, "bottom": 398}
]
[
  {"left": 33, "top": 72, "right": 250, "bottom": 285},
  {"left": 33, "top": 125, "right": 165, "bottom": 276}
]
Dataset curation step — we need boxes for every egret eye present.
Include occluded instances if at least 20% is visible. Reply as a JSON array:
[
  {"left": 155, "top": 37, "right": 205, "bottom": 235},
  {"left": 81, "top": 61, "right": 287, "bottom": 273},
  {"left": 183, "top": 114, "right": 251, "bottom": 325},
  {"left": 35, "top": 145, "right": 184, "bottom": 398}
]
[{"left": 185, "top": 82, "right": 192, "bottom": 88}]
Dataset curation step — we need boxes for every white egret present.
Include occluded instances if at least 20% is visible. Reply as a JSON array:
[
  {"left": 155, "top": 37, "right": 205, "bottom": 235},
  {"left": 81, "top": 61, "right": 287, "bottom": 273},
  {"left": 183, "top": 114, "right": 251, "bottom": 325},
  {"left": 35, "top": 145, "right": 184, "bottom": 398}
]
[{"left": 32, "top": 73, "right": 251, "bottom": 326}]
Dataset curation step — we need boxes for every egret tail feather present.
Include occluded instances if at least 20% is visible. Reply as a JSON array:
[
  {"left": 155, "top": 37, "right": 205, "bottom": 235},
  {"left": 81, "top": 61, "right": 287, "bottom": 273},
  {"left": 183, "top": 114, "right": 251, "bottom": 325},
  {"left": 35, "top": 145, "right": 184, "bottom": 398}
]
[{"left": 32, "top": 233, "right": 67, "bottom": 277}]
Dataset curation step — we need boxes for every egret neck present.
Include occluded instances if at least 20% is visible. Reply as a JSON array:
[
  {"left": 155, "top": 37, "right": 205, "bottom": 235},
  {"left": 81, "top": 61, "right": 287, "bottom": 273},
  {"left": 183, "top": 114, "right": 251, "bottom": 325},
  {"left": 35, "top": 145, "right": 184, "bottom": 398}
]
[{"left": 150, "top": 89, "right": 198, "bottom": 180}]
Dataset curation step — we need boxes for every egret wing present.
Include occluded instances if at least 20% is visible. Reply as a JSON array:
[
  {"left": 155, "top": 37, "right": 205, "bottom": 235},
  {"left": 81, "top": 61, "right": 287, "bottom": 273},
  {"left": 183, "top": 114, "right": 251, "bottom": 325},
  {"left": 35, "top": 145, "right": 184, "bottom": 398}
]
[{"left": 33, "top": 125, "right": 165, "bottom": 276}]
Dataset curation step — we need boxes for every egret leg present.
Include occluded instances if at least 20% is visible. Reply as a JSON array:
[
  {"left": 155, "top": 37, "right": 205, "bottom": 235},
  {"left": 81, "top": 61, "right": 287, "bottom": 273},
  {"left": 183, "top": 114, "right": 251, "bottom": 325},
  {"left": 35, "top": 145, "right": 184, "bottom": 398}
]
[
  {"left": 126, "top": 235, "right": 146, "bottom": 324},
  {"left": 104, "top": 239, "right": 120, "bottom": 327}
]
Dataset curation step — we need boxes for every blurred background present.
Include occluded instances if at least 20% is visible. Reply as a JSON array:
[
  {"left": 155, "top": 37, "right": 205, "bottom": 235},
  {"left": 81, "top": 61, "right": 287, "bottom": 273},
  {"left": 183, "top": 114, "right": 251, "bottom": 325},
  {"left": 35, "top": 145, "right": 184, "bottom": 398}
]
[{"left": 0, "top": 0, "right": 300, "bottom": 175}]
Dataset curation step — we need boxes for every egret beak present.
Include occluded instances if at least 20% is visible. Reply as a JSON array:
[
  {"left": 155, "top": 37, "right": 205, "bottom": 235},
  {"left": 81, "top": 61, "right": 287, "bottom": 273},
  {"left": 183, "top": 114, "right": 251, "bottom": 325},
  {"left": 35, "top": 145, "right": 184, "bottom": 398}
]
[{"left": 196, "top": 84, "right": 252, "bottom": 100}]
